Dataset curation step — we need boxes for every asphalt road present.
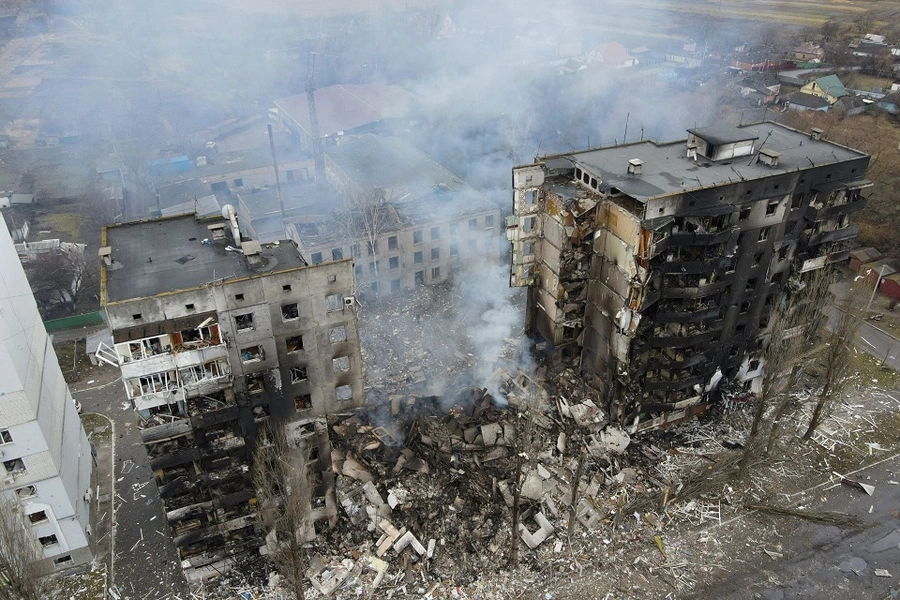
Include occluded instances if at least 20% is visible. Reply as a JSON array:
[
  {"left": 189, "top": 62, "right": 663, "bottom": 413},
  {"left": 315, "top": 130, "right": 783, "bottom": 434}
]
[
  {"left": 72, "top": 371, "right": 186, "bottom": 599},
  {"left": 689, "top": 446, "right": 900, "bottom": 600}
]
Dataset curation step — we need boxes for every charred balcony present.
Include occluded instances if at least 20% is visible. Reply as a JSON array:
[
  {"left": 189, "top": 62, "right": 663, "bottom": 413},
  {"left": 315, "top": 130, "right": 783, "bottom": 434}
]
[
  {"left": 648, "top": 321, "right": 723, "bottom": 348},
  {"left": 643, "top": 374, "right": 705, "bottom": 392},
  {"left": 656, "top": 256, "right": 731, "bottom": 275},
  {"left": 654, "top": 300, "right": 722, "bottom": 324},
  {"left": 805, "top": 223, "right": 859, "bottom": 247},
  {"left": 660, "top": 274, "right": 729, "bottom": 300},
  {"left": 646, "top": 347, "right": 711, "bottom": 371},
  {"left": 151, "top": 448, "right": 202, "bottom": 471},
  {"left": 188, "top": 393, "right": 239, "bottom": 430},
  {"left": 804, "top": 197, "right": 867, "bottom": 222}
]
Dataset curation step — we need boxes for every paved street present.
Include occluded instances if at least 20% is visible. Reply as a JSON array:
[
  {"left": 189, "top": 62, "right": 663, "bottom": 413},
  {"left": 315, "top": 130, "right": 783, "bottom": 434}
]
[{"left": 72, "top": 367, "right": 186, "bottom": 599}]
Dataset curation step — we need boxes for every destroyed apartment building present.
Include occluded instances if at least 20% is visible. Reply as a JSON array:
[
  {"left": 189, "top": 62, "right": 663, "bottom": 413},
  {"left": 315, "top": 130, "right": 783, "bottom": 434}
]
[
  {"left": 508, "top": 122, "right": 871, "bottom": 428},
  {"left": 95, "top": 206, "right": 364, "bottom": 580},
  {"left": 285, "top": 134, "right": 504, "bottom": 296}
]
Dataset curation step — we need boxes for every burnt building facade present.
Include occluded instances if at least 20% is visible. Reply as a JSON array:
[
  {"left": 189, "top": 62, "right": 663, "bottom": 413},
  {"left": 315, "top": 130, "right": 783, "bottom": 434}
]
[
  {"left": 508, "top": 123, "right": 870, "bottom": 428},
  {"left": 97, "top": 210, "right": 364, "bottom": 580}
]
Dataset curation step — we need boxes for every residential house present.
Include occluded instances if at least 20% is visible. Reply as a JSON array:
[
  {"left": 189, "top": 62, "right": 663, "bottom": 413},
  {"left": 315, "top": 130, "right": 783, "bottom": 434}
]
[
  {"left": 787, "top": 92, "right": 830, "bottom": 112},
  {"left": 508, "top": 122, "right": 870, "bottom": 429},
  {"left": 96, "top": 212, "right": 364, "bottom": 580},
  {"left": 587, "top": 42, "right": 637, "bottom": 68},
  {"left": 849, "top": 247, "right": 883, "bottom": 272},
  {"left": 801, "top": 74, "right": 849, "bottom": 104},
  {"left": 793, "top": 42, "right": 825, "bottom": 62},
  {"left": 0, "top": 224, "right": 93, "bottom": 574}
]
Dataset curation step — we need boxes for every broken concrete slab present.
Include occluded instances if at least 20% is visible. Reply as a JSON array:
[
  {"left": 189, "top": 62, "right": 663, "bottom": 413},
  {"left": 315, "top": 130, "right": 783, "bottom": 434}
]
[{"left": 519, "top": 511, "right": 555, "bottom": 549}]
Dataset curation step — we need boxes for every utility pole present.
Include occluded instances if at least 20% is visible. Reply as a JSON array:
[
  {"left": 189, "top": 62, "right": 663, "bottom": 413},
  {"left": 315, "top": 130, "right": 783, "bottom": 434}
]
[
  {"left": 866, "top": 263, "right": 888, "bottom": 312},
  {"left": 267, "top": 124, "right": 285, "bottom": 220},
  {"left": 306, "top": 52, "right": 326, "bottom": 185}
]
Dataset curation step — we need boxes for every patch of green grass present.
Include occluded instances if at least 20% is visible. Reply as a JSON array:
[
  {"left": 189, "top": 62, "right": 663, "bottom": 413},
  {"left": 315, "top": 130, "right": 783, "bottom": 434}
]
[
  {"left": 79, "top": 413, "right": 112, "bottom": 446},
  {"left": 33, "top": 209, "right": 84, "bottom": 241},
  {"left": 52, "top": 564, "right": 106, "bottom": 599},
  {"left": 53, "top": 339, "right": 91, "bottom": 383}
]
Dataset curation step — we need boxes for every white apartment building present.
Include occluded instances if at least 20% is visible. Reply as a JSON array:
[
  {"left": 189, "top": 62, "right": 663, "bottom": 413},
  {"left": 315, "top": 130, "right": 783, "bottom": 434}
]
[{"left": 0, "top": 225, "right": 93, "bottom": 573}]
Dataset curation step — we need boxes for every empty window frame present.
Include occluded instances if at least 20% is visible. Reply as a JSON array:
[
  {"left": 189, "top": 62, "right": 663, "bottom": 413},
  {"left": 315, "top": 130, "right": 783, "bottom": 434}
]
[
  {"left": 28, "top": 511, "right": 48, "bottom": 524},
  {"left": 3, "top": 459, "right": 25, "bottom": 474},
  {"left": 413, "top": 230, "right": 423, "bottom": 244},
  {"left": 234, "top": 313, "right": 254, "bottom": 331},
  {"left": 449, "top": 223, "right": 459, "bottom": 235},
  {"left": 39, "top": 535, "right": 58, "bottom": 547},
  {"left": 283, "top": 284, "right": 292, "bottom": 292},
  {"left": 311, "top": 252, "right": 323, "bottom": 264},
  {"left": 449, "top": 243, "right": 458, "bottom": 256},
  {"left": 245, "top": 373, "right": 265, "bottom": 393},
  {"left": 368, "top": 261, "right": 378, "bottom": 275},
  {"left": 16, "top": 486, "right": 36, "bottom": 499},
  {"left": 766, "top": 200, "right": 779, "bottom": 216},
  {"left": 332, "top": 356, "right": 351, "bottom": 373},
  {"left": 430, "top": 226, "right": 440, "bottom": 240},
  {"left": 432, "top": 267, "right": 441, "bottom": 279},
  {"left": 414, "top": 271, "right": 424, "bottom": 285},
  {"left": 391, "top": 279, "right": 401, "bottom": 292},
  {"left": 468, "top": 218, "right": 478, "bottom": 231},
  {"left": 431, "top": 247, "right": 440, "bottom": 260},
  {"left": 294, "top": 394, "right": 312, "bottom": 410},
  {"left": 414, "top": 251, "right": 423, "bottom": 264},
  {"left": 290, "top": 366, "right": 309, "bottom": 383},
  {"left": 332, "top": 248, "right": 343, "bottom": 261},
  {"left": 234, "top": 293, "right": 244, "bottom": 301},
  {"left": 758, "top": 227, "right": 771, "bottom": 242},
  {"left": 286, "top": 335, "right": 303, "bottom": 352},
  {"left": 351, "top": 244, "right": 361, "bottom": 258},
  {"left": 329, "top": 326, "right": 347, "bottom": 343},
  {"left": 523, "top": 216, "right": 536, "bottom": 232},
  {"left": 388, "top": 235, "right": 398, "bottom": 250},
  {"left": 389, "top": 256, "right": 399, "bottom": 269},
  {"left": 54, "top": 555, "right": 72, "bottom": 566},
  {"left": 282, "top": 303, "right": 299, "bottom": 321},
  {"left": 739, "top": 207, "right": 751, "bottom": 222},
  {"left": 240, "top": 345, "right": 264, "bottom": 363},
  {"left": 0, "top": 430, "right": 11, "bottom": 444},
  {"left": 485, "top": 215, "right": 495, "bottom": 227},
  {"left": 336, "top": 385, "right": 353, "bottom": 401},
  {"left": 325, "top": 294, "right": 343, "bottom": 312}
]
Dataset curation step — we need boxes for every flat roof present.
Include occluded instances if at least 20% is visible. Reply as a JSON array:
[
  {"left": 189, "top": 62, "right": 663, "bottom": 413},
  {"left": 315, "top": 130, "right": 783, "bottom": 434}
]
[
  {"left": 103, "top": 215, "right": 306, "bottom": 303},
  {"left": 547, "top": 122, "right": 868, "bottom": 203},
  {"left": 274, "top": 84, "right": 411, "bottom": 137}
]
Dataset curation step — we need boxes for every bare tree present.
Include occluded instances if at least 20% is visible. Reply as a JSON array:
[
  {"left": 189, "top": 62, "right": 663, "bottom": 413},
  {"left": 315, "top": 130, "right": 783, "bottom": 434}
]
[
  {"left": 23, "top": 245, "right": 92, "bottom": 316},
  {"left": 334, "top": 189, "right": 397, "bottom": 288},
  {"left": 802, "top": 282, "right": 863, "bottom": 441},
  {"left": 0, "top": 495, "right": 50, "bottom": 600},
  {"left": 253, "top": 424, "right": 312, "bottom": 600},
  {"left": 737, "top": 268, "right": 834, "bottom": 478}
]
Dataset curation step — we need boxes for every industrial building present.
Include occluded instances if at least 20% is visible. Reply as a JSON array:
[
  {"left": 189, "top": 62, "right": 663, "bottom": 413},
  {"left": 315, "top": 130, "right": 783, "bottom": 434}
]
[
  {"left": 286, "top": 134, "right": 504, "bottom": 297},
  {"left": 96, "top": 207, "right": 364, "bottom": 579},
  {"left": 0, "top": 224, "right": 93, "bottom": 573},
  {"left": 508, "top": 122, "right": 870, "bottom": 428}
]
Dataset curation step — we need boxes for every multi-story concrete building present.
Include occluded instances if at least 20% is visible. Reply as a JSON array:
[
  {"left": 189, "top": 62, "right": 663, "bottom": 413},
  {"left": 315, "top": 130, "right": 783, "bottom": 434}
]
[
  {"left": 508, "top": 122, "right": 870, "bottom": 429},
  {"left": 0, "top": 224, "right": 93, "bottom": 573},
  {"left": 96, "top": 209, "right": 363, "bottom": 579},
  {"left": 286, "top": 134, "right": 504, "bottom": 297}
]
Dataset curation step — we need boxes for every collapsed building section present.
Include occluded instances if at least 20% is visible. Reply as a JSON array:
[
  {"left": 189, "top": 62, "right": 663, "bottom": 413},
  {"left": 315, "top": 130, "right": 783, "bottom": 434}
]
[
  {"left": 508, "top": 122, "right": 871, "bottom": 426},
  {"left": 97, "top": 208, "right": 363, "bottom": 580}
]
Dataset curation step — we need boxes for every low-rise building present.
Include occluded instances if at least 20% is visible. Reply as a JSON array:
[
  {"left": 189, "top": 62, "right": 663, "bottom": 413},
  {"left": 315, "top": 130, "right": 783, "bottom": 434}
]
[{"left": 286, "top": 134, "right": 504, "bottom": 297}]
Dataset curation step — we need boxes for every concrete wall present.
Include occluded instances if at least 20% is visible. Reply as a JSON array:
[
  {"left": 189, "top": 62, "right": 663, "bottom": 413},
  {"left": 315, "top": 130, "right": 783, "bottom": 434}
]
[{"left": 0, "top": 225, "right": 93, "bottom": 572}]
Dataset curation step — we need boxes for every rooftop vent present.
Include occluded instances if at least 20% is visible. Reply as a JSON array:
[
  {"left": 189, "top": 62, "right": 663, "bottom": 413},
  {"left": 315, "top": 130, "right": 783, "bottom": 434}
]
[
  {"left": 810, "top": 127, "right": 824, "bottom": 140},
  {"left": 242, "top": 240, "right": 262, "bottom": 266},
  {"left": 627, "top": 158, "right": 644, "bottom": 175},
  {"left": 757, "top": 148, "right": 780, "bottom": 168}
]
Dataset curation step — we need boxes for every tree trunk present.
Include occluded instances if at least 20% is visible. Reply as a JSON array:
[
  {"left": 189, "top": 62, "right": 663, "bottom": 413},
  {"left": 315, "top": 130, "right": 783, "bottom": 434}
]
[
  {"left": 509, "top": 453, "right": 522, "bottom": 569},
  {"left": 802, "top": 383, "right": 830, "bottom": 441}
]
